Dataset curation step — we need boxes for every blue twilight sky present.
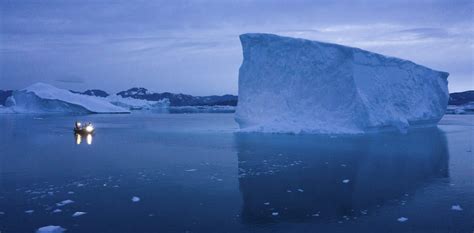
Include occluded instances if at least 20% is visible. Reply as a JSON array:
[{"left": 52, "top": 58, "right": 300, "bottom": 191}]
[{"left": 0, "top": 0, "right": 472, "bottom": 95}]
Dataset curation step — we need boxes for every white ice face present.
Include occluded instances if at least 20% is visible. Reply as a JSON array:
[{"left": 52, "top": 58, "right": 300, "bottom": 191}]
[{"left": 235, "top": 33, "right": 449, "bottom": 134}]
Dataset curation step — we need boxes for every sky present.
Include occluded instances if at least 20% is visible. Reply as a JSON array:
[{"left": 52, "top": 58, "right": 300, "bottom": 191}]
[{"left": 0, "top": 0, "right": 472, "bottom": 95}]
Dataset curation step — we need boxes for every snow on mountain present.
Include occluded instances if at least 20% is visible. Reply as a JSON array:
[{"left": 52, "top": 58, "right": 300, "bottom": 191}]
[
  {"left": 105, "top": 94, "right": 169, "bottom": 111},
  {"left": 7, "top": 83, "right": 130, "bottom": 114},
  {"left": 235, "top": 33, "right": 449, "bottom": 134},
  {"left": 117, "top": 88, "right": 237, "bottom": 106}
]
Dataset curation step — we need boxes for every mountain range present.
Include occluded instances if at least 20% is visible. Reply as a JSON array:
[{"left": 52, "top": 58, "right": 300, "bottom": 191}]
[{"left": 1, "top": 88, "right": 473, "bottom": 107}]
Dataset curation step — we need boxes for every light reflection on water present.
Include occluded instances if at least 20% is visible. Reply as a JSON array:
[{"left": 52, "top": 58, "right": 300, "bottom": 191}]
[{"left": 75, "top": 133, "right": 93, "bottom": 145}]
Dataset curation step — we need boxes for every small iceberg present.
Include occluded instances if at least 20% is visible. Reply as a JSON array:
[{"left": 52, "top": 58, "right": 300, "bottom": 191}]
[
  {"left": 56, "top": 199, "right": 74, "bottom": 207},
  {"left": 397, "top": 217, "right": 408, "bottom": 222},
  {"left": 72, "top": 211, "right": 86, "bottom": 217},
  {"left": 451, "top": 205, "right": 463, "bottom": 211},
  {"left": 132, "top": 196, "right": 141, "bottom": 202},
  {"left": 36, "top": 225, "right": 66, "bottom": 233}
]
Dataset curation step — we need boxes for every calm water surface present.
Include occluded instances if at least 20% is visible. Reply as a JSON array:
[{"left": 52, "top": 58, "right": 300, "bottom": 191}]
[{"left": 0, "top": 113, "right": 472, "bottom": 233}]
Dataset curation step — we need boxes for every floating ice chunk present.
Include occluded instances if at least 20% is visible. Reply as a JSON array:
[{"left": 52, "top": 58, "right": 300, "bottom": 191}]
[
  {"left": 52, "top": 209, "right": 62, "bottom": 213},
  {"left": 36, "top": 225, "right": 66, "bottom": 233},
  {"left": 132, "top": 196, "right": 141, "bottom": 202},
  {"left": 185, "top": 169, "right": 197, "bottom": 172},
  {"left": 235, "top": 33, "right": 449, "bottom": 134},
  {"left": 56, "top": 199, "right": 74, "bottom": 206},
  {"left": 312, "top": 213, "right": 320, "bottom": 217},
  {"left": 297, "top": 189, "right": 304, "bottom": 192},
  {"left": 68, "top": 191, "right": 74, "bottom": 194},
  {"left": 72, "top": 212, "right": 86, "bottom": 217},
  {"left": 263, "top": 202, "right": 270, "bottom": 205},
  {"left": 77, "top": 183, "right": 85, "bottom": 187},
  {"left": 286, "top": 190, "right": 292, "bottom": 193},
  {"left": 272, "top": 212, "right": 279, "bottom": 216},
  {"left": 451, "top": 205, "right": 463, "bottom": 211},
  {"left": 0, "top": 211, "right": 4, "bottom": 215},
  {"left": 342, "top": 179, "right": 350, "bottom": 183},
  {"left": 25, "top": 210, "right": 34, "bottom": 214},
  {"left": 397, "top": 217, "right": 408, "bottom": 222}
]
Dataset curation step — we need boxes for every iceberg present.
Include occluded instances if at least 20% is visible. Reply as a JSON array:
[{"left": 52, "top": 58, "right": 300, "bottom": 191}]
[
  {"left": 6, "top": 83, "right": 130, "bottom": 114},
  {"left": 235, "top": 33, "right": 449, "bottom": 134}
]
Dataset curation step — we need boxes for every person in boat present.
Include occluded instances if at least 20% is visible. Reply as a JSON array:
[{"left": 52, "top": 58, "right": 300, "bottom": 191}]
[{"left": 75, "top": 121, "right": 82, "bottom": 130}]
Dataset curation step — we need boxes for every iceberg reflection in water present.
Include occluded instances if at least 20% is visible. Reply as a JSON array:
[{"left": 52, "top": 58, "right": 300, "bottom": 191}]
[{"left": 235, "top": 128, "right": 449, "bottom": 224}]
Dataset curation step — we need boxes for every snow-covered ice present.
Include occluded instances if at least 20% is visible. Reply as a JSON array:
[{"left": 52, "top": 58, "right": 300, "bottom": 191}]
[
  {"left": 235, "top": 33, "right": 449, "bottom": 134},
  {"left": 36, "top": 225, "right": 66, "bottom": 233},
  {"left": 72, "top": 211, "right": 86, "bottom": 217},
  {"left": 132, "top": 196, "right": 141, "bottom": 202},
  {"left": 7, "top": 83, "right": 130, "bottom": 114},
  {"left": 451, "top": 205, "right": 463, "bottom": 211}
]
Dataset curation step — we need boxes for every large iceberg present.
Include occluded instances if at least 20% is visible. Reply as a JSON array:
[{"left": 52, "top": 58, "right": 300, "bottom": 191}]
[
  {"left": 7, "top": 83, "right": 130, "bottom": 114},
  {"left": 235, "top": 33, "right": 449, "bottom": 134}
]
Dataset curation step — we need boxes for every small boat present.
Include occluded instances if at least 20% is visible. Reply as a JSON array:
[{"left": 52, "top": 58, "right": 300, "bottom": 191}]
[{"left": 74, "top": 122, "right": 95, "bottom": 134}]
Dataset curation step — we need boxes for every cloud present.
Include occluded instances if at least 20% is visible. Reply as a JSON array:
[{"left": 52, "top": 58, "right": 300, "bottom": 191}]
[{"left": 54, "top": 75, "right": 84, "bottom": 84}]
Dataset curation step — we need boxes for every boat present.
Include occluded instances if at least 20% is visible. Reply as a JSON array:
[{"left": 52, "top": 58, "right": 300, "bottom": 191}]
[{"left": 74, "top": 122, "right": 95, "bottom": 134}]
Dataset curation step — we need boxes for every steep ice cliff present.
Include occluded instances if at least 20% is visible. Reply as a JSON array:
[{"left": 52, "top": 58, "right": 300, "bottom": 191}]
[{"left": 235, "top": 33, "right": 449, "bottom": 134}]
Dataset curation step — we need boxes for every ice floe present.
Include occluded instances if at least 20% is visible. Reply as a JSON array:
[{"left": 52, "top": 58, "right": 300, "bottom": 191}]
[
  {"left": 132, "top": 196, "right": 141, "bottom": 202},
  {"left": 397, "top": 217, "right": 408, "bottom": 222},
  {"left": 72, "top": 211, "right": 86, "bottom": 217},
  {"left": 56, "top": 199, "right": 74, "bottom": 206},
  {"left": 451, "top": 205, "right": 463, "bottom": 211},
  {"left": 36, "top": 225, "right": 66, "bottom": 233}
]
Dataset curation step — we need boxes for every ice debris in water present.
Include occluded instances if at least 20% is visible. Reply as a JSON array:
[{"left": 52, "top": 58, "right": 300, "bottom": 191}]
[
  {"left": 264, "top": 202, "right": 270, "bottom": 205},
  {"left": 25, "top": 210, "right": 34, "bottom": 214},
  {"left": 297, "top": 189, "right": 304, "bottom": 192},
  {"left": 36, "top": 225, "right": 66, "bottom": 233},
  {"left": 342, "top": 179, "right": 350, "bottom": 183},
  {"left": 272, "top": 212, "right": 279, "bottom": 216},
  {"left": 451, "top": 205, "right": 463, "bottom": 211},
  {"left": 52, "top": 209, "right": 62, "bottom": 213},
  {"left": 397, "top": 217, "right": 408, "bottom": 222},
  {"left": 56, "top": 199, "right": 74, "bottom": 206},
  {"left": 132, "top": 196, "right": 141, "bottom": 202},
  {"left": 185, "top": 169, "right": 197, "bottom": 172},
  {"left": 72, "top": 212, "right": 86, "bottom": 217}
]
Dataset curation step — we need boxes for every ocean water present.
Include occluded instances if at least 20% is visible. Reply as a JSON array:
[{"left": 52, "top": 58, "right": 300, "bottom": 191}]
[{"left": 0, "top": 113, "right": 472, "bottom": 233}]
